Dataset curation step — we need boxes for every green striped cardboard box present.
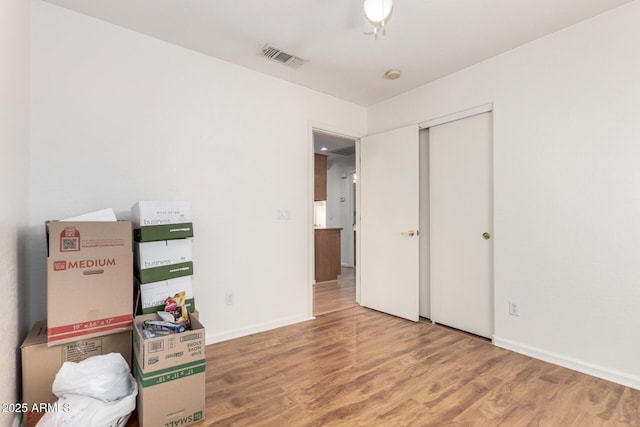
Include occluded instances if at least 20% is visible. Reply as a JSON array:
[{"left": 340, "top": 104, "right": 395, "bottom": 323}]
[
  {"left": 136, "top": 260, "right": 194, "bottom": 284},
  {"left": 134, "top": 222, "right": 194, "bottom": 242}
]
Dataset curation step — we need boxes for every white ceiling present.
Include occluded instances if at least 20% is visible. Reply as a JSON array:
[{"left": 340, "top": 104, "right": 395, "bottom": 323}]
[{"left": 42, "top": 0, "right": 632, "bottom": 107}]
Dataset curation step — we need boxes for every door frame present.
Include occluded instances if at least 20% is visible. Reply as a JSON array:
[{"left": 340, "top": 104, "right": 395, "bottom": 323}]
[
  {"left": 419, "top": 103, "right": 493, "bottom": 129},
  {"left": 307, "top": 122, "right": 364, "bottom": 318}
]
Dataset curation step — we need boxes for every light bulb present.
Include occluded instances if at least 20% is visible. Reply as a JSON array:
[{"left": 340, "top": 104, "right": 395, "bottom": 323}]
[{"left": 364, "top": 0, "right": 393, "bottom": 25}]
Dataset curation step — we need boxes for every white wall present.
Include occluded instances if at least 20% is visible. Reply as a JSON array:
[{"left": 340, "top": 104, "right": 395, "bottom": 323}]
[
  {"left": 369, "top": 1, "right": 640, "bottom": 388},
  {"left": 30, "top": 1, "right": 366, "bottom": 343},
  {"left": 0, "top": 0, "right": 30, "bottom": 425},
  {"left": 326, "top": 155, "right": 356, "bottom": 266}
]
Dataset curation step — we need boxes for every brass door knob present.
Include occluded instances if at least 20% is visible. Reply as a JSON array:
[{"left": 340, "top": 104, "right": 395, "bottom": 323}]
[{"left": 482, "top": 232, "right": 491, "bottom": 240}]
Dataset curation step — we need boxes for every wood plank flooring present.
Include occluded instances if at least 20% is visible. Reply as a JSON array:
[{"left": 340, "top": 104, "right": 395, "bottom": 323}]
[
  {"left": 203, "top": 306, "right": 639, "bottom": 426},
  {"left": 313, "top": 267, "right": 357, "bottom": 316},
  {"left": 128, "top": 274, "right": 639, "bottom": 426}
]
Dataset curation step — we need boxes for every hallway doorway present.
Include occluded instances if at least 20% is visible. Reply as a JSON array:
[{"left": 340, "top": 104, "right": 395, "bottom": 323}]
[{"left": 312, "top": 129, "right": 358, "bottom": 316}]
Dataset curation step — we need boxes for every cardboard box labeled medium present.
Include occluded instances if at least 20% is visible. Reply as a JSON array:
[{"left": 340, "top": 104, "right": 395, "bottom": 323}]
[
  {"left": 134, "top": 239, "right": 194, "bottom": 283},
  {"left": 46, "top": 220, "right": 133, "bottom": 346},
  {"left": 133, "top": 314, "right": 206, "bottom": 427},
  {"left": 21, "top": 321, "right": 132, "bottom": 427},
  {"left": 132, "top": 201, "right": 194, "bottom": 242}
]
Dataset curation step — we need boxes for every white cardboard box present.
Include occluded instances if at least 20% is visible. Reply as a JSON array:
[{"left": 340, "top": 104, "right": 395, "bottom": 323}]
[
  {"left": 131, "top": 201, "right": 191, "bottom": 228},
  {"left": 134, "top": 239, "right": 192, "bottom": 270},
  {"left": 138, "top": 276, "right": 195, "bottom": 314}
]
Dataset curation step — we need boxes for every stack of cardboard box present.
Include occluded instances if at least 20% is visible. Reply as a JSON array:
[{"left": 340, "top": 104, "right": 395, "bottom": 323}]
[
  {"left": 132, "top": 201, "right": 195, "bottom": 315},
  {"left": 21, "top": 215, "right": 134, "bottom": 427},
  {"left": 131, "top": 201, "right": 206, "bottom": 427}
]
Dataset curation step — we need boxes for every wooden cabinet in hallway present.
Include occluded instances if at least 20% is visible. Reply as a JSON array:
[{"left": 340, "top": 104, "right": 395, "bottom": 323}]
[{"left": 314, "top": 228, "right": 342, "bottom": 282}]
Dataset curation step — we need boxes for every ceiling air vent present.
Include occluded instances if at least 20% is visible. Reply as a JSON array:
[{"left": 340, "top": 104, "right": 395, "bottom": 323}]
[{"left": 260, "top": 44, "right": 307, "bottom": 69}]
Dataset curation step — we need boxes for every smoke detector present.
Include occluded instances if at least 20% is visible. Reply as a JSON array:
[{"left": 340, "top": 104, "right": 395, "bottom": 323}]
[
  {"left": 384, "top": 69, "right": 401, "bottom": 80},
  {"left": 260, "top": 44, "right": 307, "bottom": 69}
]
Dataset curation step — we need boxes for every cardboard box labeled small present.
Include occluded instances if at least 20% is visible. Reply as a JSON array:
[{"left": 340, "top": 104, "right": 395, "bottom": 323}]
[
  {"left": 46, "top": 220, "right": 133, "bottom": 346},
  {"left": 138, "top": 276, "right": 196, "bottom": 314},
  {"left": 135, "top": 369, "right": 205, "bottom": 427},
  {"left": 133, "top": 314, "right": 205, "bottom": 427},
  {"left": 133, "top": 313, "right": 205, "bottom": 372},
  {"left": 21, "top": 321, "right": 132, "bottom": 427}
]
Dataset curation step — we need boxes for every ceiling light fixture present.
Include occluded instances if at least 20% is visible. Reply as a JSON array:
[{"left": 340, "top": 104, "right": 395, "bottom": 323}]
[{"left": 363, "top": 0, "right": 393, "bottom": 40}]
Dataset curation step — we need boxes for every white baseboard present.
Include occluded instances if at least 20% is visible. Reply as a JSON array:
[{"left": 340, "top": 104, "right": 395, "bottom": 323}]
[
  {"left": 493, "top": 336, "right": 640, "bottom": 390},
  {"left": 205, "top": 314, "right": 314, "bottom": 345}
]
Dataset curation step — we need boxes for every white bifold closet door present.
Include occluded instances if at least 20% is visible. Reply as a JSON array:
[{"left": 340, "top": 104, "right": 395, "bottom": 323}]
[{"left": 429, "top": 112, "right": 493, "bottom": 338}]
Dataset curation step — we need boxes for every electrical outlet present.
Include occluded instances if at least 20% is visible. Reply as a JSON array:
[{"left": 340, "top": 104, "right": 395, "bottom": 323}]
[
  {"left": 509, "top": 300, "right": 520, "bottom": 317},
  {"left": 225, "top": 292, "right": 234, "bottom": 306}
]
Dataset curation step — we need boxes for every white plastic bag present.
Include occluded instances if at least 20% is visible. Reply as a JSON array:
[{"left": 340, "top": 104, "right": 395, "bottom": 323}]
[
  {"left": 51, "top": 353, "right": 132, "bottom": 402},
  {"left": 36, "top": 376, "right": 137, "bottom": 427},
  {"left": 37, "top": 353, "right": 138, "bottom": 427}
]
